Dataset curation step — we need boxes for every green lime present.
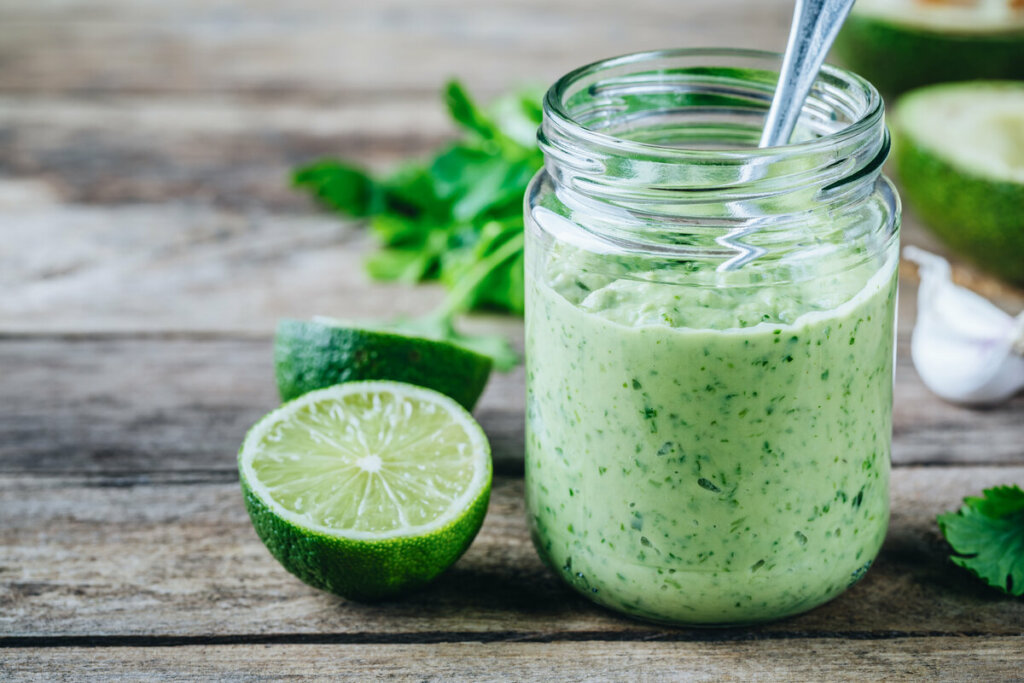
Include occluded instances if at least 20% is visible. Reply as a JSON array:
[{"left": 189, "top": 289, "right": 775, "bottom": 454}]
[
  {"left": 834, "top": 0, "right": 1024, "bottom": 95},
  {"left": 892, "top": 81, "right": 1024, "bottom": 285},
  {"left": 239, "top": 380, "right": 492, "bottom": 601},
  {"left": 274, "top": 318, "right": 493, "bottom": 411}
]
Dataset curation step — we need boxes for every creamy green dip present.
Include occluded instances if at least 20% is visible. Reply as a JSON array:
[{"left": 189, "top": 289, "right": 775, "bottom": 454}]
[{"left": 525, "top": 247, "right": 898, "bottom": 625}]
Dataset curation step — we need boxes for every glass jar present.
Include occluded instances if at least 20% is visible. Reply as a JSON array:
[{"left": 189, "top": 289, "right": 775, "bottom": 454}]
[{"left": 524, "top": 49, "right": 900, "bottom": 626}]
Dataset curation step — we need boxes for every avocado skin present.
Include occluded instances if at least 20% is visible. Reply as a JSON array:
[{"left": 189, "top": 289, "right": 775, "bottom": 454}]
[
  {"left": 834, "top": 14, "right": 1024, "bottom": 95},
  {"left": 893, "top": 130, "right": 1024, "bottom": 286}
]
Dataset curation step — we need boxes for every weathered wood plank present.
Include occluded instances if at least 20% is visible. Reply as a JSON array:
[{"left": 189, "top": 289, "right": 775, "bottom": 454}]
[
  {"left": 0, "top": 97, "right": 451, "bottom": 211},
  {"left": 0, "top": 330, "right": 1019, "bottom": 475},
  {"left": 1, "top": 200, "right": 1019, "bottom": 334},
  {"left": 0, "top": 0, "right": 1018, "bottom": 672},
  {"left": 3, "top": 638, "right": 1024, "bottom": 681},
  {"left": 0, "top": 0, "right": 793, "bottom": 96},
  {"left": 0, "top": 91, "right": 1022, "bottom": 314},
  {"left": 2, "top": 468, "right": 1022, "bottom": 638},
  {"left": 0, "top": 336, "right": 524, "bottom": 474},
  {"left": 0, "top": 204, "right": 447, "bottom": 333}
]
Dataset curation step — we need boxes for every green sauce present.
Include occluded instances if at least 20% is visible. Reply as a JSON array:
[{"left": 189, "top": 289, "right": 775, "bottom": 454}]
[{"left": 525, "top": 250, "right": 898, "bottom": 624}]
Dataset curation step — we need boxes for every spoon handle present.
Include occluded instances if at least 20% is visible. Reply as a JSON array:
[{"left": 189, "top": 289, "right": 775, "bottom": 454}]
[{"left": 759, "top": 0, "right": 856, "bottom": 148}]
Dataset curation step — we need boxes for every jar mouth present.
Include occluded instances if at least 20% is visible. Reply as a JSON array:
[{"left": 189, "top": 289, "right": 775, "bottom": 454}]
[
  {"left": 543, "top": 47, "right": 884, "bottom": 163},
  {"left": 533, "top": 48, "right": 897, "bottom": 272}
]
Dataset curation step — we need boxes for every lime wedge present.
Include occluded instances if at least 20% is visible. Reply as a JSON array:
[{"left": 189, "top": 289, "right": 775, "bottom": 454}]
[
  {"left": 239, "top": 380, "right": 492, "bottom": 600},
  {"left": 274, "top": 318, "right": 493, "bottom": 411}
]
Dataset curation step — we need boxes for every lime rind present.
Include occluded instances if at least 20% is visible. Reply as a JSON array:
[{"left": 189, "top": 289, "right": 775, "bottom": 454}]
[
  {"left": 239, "top": 381, "right": 492, "bottom": 542},
  {"left": 274, "top": 319, "right": 494, "bottom": 410},
  {"left": 240, "top": 470, "right": 490, "bottom": 600}
]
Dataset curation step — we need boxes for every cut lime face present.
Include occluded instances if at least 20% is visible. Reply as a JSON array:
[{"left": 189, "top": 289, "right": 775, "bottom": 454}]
[
  {"left": 244, "top": 382, "right": 489, "bottom": 537},
  {"left": 239, "top": 381, "right": 492, "bottom": 600}
]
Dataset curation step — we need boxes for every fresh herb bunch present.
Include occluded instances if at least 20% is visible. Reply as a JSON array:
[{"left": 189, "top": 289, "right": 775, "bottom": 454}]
[
  {"left": 937, "top": 485, "right": 1024, "bottom": 596},
  {"left": 293, "top": 80, "right": 544, "bottom": 316}
]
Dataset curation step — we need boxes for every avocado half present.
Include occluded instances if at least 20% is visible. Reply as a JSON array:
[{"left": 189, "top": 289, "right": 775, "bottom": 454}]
[
  {"left": 892, "top": 81, "right": 1024, "bottom": 285},
  {"left": 833, "top": 0, "right": 1024, "bottom": 95}
]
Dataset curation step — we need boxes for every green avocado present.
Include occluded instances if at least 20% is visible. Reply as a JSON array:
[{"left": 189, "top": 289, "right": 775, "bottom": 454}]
[
  {"left": 833, "top": 1, "right": 1024, "bottom": 95},
  {"left": 892, "top": 81, "right": 1024, "bottom": 285},
  {"left": 274, "top": 318, "right": 493, "bottom": 410}
]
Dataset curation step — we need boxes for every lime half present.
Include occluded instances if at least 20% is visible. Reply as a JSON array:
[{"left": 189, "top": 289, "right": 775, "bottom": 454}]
[
  {"left": 239, "top": 380, "right": 492, "bottom": 601},
  {"left": 274, "top": 318, "right": 493, "bottom": 411}
]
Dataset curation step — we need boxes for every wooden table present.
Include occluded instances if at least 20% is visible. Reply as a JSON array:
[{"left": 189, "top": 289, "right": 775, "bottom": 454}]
[{"left": 2, "top": 0, "right": 1022, "bottom": 679}]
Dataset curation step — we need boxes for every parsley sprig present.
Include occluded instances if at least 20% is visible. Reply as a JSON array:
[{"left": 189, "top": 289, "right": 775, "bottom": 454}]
[
  {"left": 293, "top": 80, "right": 542, "bottom": 315},
  {"left": 292, "top": 80, "right": 542, "bottom": 371},
  {"left": 937, "top": 485, "right": 1024, "bottom": 596}
]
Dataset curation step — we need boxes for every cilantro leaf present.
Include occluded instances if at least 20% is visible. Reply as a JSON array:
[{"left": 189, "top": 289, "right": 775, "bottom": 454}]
[
  {"left": 440, "top": 220, "right": 525, "bottom": 314},
  {"left": 962, "top": 485, "right": 1024, "bottom": 520},
  {"left": 937, "top": 485, "right": 1024, "bottom": 596},
  {"left": 364, "top": 245, "right": 435, "bottom": 283}
]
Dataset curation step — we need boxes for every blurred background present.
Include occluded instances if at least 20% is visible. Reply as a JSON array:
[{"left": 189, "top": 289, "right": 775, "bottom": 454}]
[
  {"left": 0, "top": 0, "right": 1020, "bottom": 338},
  {"left": 0, "top": 0, "right": 873, "bottom": 334}
]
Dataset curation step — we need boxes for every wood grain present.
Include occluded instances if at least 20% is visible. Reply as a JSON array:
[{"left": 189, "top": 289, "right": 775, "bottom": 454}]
[
  {"left": 0, "top": 332, "right": 1019, "bottom": 476},
  {"left": 2, "top": 0, "right": 1023, "bottom": 675},
  {"left": 0, "top": 0, "right": 793, "bottom": 97},
  {"left": 3, "top": 468, "right": 1023, "bottom": 639},
  {"left": 3, "top": 638, "right": 1024, "bottom": 681},
  {"left": 0, "top": 335, "right": 526, "bottom": 474},
  {"left": 0, "top": 96, "right": 450, "bottom": 211}
]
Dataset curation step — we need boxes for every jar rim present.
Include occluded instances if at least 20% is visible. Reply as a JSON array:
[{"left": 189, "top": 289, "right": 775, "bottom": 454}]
[
  {"left": 544, "top": 47, "right": 884, "bottom": 164},
  {"left": 533, "top": 48, "right": 897, "bottom": 271}
]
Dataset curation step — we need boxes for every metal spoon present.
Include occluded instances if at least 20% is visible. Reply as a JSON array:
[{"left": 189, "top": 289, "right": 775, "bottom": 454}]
[{"left": 759, "top": 0, "right": 856, "bottom": 148}]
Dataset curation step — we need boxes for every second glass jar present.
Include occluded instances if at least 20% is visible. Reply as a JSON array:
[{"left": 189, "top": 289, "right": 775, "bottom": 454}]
[{"left": 524, "top": 49, "right": 900, "bottom": 626}]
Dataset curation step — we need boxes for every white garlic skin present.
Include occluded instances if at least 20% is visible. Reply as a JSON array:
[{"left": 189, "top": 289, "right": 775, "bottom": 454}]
[{"left": 904, "top": 246, "right": 1024, "bottom": 406}]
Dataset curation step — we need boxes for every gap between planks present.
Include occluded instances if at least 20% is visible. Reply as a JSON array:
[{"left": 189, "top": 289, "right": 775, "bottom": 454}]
[
  {"left": 2, "top": 638, "right": 1021, "bottom": 682},
  {"left": 0, "top": 629, "right": 1017, "bottom": 650},
  {"left": 1, "top": 321, "right": 1022, "bottom": 475},
  {"left": 3, "top": 469, "right": 1023, "bottom": 639}
]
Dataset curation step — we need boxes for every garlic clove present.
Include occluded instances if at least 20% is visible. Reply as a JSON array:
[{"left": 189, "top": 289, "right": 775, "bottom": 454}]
[{"left": 903, "top": 246, "right": 1024, "bottom": 406}]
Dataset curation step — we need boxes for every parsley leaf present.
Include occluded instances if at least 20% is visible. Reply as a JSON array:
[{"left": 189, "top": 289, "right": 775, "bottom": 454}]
[
  {"left": 291, "top": 79, "right": 542, "bottom": 370},
  {"left": 292, "top": 79, "right": 542, "bottom": 318},
  {"left": 444, "top": 80, "right": 506, "bottom": 143},
  {"left": 937, "top": 485, "right": 1024, "bottom": 596},
  {"left": 293, "top": 161, "right": 379, "bottom": 217}
]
